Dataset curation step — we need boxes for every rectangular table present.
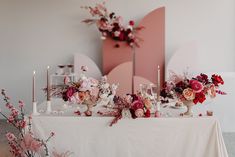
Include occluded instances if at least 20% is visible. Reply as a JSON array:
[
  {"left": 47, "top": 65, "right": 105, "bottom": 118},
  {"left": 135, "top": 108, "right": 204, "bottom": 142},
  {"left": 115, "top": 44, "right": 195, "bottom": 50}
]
[{"left": 32, "top": 115, "right": 228, "bottom": 157}]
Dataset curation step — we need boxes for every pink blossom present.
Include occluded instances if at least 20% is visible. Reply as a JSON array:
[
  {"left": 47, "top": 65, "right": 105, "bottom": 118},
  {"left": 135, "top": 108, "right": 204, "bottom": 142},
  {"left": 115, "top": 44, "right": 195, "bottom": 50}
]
[
  {"left": 11, "top": 108, "right": 19, "bottom": 117},
  {"left": 6, "top": 132, "right": 17, "bottom": 142},
  {"left": 18, "top": 100, "right": 24, "bottom": 108},
  {"left": 7, "top": 115, "right": 14, "bottom": 123},
  {"left": 190, "top": 80, "right": 203, "bottom": 93},
  {"left": 20, "top": 133, "right": 42, "bottom": 153},
  {"left": 6, "top": 103, "right": 13, "bottom": 109}
]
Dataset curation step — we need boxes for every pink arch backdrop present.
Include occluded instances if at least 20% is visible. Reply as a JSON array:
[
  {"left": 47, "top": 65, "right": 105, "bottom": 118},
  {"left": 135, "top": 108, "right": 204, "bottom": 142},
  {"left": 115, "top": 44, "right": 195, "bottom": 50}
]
[{"left": 103, "top": 7, "right": 165, "bottom": 94}]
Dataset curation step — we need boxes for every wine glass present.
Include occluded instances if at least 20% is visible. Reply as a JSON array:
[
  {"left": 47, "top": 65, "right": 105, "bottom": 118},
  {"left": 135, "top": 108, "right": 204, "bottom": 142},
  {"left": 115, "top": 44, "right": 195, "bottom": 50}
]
[
  {"left": 139, "top": 84, "right": 148, "bottom": 97},
  {"left": 150, "top": 84, "right": 157, "bottom": 100}
]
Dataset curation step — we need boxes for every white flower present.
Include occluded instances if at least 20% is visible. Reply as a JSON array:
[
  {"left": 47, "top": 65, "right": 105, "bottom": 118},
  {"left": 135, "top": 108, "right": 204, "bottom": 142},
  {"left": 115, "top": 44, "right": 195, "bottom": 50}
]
[
  {"left": 100, "top": 36, "right": 106, "bottom": 40},
  {"left": 127, "top": 25, "right": 133, "bottom": 31},
  {"left": 114, "top": 31, "right": 120, "bottom": 37}
]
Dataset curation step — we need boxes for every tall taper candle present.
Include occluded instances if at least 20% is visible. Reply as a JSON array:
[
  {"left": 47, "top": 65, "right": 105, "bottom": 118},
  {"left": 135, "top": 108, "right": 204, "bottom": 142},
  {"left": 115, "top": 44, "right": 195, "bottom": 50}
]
[
  {"left": 157, "top": 65, "right": 161, "bottom": 102},
  {"left": 33, "top": 70, "right": 36, "bottom": 102},
  {"left": 47, "top": 66, "right": 50, "bottom": 101},
  {"left": 132, "top": 47, "right": 135, "bottom": 94}
]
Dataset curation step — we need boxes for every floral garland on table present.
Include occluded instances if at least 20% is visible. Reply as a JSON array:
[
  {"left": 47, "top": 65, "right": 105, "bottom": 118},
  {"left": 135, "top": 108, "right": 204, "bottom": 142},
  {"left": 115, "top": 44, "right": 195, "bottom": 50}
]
[
  {"left": 98, "top": 93, "right": 153, "bottom": 126},
  {"left": 82, "top": 2, "right": 144, "bottom": 48},
  {"left": 0, "top": 89, "right": 55, "bottom": 157},
  {"left": 161, "top": 73, "right": 226, "bottom": 104}
]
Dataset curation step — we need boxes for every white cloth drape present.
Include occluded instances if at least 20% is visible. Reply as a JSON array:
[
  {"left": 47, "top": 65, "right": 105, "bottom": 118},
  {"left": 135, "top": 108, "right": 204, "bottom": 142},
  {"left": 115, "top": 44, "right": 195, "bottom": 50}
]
[{"left": 32, "top": 116, "right": 228, "bottom": 157}]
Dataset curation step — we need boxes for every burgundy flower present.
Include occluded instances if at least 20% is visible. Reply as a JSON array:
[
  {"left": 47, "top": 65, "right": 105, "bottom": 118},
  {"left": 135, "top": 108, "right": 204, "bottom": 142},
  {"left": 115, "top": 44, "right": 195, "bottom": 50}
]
[
  {"left": 196, "top": 73, "right": 209, "bottom": 84},
  {"left": 211, "top": 74, "right": 224, "bottom": 86},
  {"left": 66, "top": 87, "right": 76, "bottom": 99},
  {"left": 129, "top": 20, "right": 135, "bottom": 26},
  {"left": 131, "top": 100, "right": 144, "bottom": 111}
]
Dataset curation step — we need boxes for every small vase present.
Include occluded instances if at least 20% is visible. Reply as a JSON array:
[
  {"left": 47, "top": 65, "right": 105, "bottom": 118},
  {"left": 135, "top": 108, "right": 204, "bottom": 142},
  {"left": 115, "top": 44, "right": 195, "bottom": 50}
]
[{"left": 182, "top": 101, "right": 194, "bottom": 117}]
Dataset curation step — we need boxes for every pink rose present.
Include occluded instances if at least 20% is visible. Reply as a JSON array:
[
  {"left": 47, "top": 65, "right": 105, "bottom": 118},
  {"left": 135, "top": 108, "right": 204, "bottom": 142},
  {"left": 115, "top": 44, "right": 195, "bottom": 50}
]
[
  {"left": 183, "top": 88, "right": 195, "bottom": 101},
  {"left": 190, "top": 80, "right": 203, "bottom": 93},
  {"left": 135, "top": 108, "right": 144, "bottom": 118}
]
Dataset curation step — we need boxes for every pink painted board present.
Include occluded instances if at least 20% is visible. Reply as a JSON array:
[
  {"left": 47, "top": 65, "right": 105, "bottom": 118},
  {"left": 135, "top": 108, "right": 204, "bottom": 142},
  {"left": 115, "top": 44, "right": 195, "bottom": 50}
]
[
  {"left": 135, "top": 7, "right": 165, "bottom": 87},
  {"left": 107, "top": 62, "right": 153, "bottom": 96},
  {"left": 102, "top": 39, "right": 132, "bottom": 75}
]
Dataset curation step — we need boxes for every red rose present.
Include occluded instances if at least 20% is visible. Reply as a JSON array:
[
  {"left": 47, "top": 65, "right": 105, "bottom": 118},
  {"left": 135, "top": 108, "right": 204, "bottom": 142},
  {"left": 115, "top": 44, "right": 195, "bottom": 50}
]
[
  {"left": 145, "top": 109, "right": 151, "bottom": 118},
  {"left": 211, "top": 74, "right": 224, "bottom": 86},
  {"left": 129, "top": 20, "right": 135, "bottom": 26},
  {"left": 131, "top": 100, "right": 144, "bottom": 111},
  {"left": 193, "top": 92, "right": 206, "bottom": 104}
]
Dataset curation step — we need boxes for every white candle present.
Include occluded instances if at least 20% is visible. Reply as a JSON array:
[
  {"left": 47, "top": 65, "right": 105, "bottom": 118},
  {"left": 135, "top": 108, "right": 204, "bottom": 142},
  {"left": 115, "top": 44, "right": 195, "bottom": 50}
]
[
  {"left": 33, "top": 70, "right": 36, "bottom": 102},
  {"left": 157, "top": 65, "right": 161, "bottom": 101},
  {"left": 47, "top": 66, "right": 50, "bottom": 101}
]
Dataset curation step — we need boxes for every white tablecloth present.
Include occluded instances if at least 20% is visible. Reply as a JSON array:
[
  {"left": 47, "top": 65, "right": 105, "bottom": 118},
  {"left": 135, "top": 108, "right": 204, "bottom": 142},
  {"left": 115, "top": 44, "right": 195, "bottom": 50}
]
[{"left": 32, "top": 113, "right": 228, "bottom": 157}]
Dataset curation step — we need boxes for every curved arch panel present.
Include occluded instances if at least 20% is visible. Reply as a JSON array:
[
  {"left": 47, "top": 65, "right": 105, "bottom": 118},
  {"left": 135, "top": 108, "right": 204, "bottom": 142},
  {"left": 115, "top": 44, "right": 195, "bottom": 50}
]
[{"left": 135, "top": 7, "right": 165, "bottom": 86}]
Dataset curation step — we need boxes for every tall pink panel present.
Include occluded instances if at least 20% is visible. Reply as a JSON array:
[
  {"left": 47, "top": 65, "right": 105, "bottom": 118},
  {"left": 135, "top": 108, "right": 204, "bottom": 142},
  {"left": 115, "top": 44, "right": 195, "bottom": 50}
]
[
  {"left": 102, "top": 39, "right": 132, "bottom": 74},
  {"left": 135, "top": 7, "right": 165, "bottom": 87},
  {"left": 102, "top": 7, "right": 165, "bottom": 87}
]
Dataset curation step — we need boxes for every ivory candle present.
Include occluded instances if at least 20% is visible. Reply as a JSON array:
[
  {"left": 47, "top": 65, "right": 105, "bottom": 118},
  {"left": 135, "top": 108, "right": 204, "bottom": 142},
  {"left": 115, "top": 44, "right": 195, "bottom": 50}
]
[
  {"left": 33, "top": 70, "right": 36, "bottom": 102},
  {"left": 157, "top": 65, "right": 161, "bottom": 102},
  {"left": 47, "top": 66, "right": 50, "bottom": 101}
]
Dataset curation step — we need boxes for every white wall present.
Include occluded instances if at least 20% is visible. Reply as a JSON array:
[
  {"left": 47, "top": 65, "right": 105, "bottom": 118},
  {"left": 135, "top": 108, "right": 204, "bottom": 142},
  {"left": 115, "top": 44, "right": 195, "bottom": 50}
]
[{"left": 0, "top": 0, "right": 234, "bottom": 120}]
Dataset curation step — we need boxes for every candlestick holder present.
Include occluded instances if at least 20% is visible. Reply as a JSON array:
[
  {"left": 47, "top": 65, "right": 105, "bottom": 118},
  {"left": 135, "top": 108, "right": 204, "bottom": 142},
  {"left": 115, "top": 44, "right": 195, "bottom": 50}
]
[
  {"left": 154, "top": 101, "right": 161, "bottom": 117},
  {"left": 32, "top": 102, "right": 40, "bottom": 116},
  {"left": 156, "top": 101, "right": 161, "bottom": 112},
  {"left": 46, "top": 101, "right": 52, "bottom": 114}
]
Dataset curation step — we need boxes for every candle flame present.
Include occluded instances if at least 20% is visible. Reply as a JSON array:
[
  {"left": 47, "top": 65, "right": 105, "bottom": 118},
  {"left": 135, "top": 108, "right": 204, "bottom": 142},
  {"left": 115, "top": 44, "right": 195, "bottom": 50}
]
[
  {"left": 33, "top": 71, "right": 36, "bottom": 75},
  {"left": 47, "top": 66, "right": 50, "bottom": 69},
  {"left": 158, "top": 65, "right": 160, "bottom": 69}
]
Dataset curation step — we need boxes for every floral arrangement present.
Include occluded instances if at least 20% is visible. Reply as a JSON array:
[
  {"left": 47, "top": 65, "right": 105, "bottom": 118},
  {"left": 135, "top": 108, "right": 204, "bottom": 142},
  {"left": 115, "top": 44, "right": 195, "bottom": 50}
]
[
  {"left": 0, "top": 89, "right": 55, "bottom": 157},
  {"left": 98, "top": 93, "right": 153, "bottom": 126},
  {"left": 51, "top": 66, "right": 118, "bottom": 116},
  {"left": 82, "top": 2, "right": 144, "bottom": 48},
  {"left": 161, "top": 73, "right": 226, "bottom": 104}
]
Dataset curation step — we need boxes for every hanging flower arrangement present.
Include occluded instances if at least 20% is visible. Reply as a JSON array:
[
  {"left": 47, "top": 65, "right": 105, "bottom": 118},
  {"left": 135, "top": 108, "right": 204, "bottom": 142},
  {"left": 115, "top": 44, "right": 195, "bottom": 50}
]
[{"left": 82, "top": 2, "right": 144, "bottom": 48}]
